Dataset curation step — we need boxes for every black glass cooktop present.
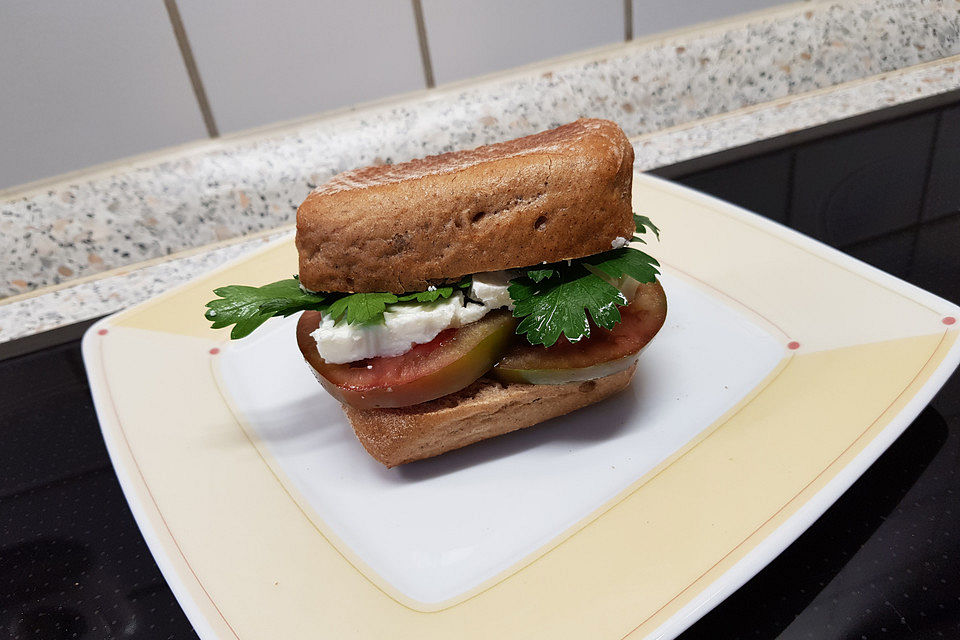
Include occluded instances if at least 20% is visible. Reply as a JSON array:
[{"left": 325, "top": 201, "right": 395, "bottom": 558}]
[{"left": 1, "top": 96, "right": 958, "bottom": 640}]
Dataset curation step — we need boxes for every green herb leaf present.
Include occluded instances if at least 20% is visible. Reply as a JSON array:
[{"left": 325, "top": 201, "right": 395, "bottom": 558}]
[
  {"left": 525, "top": 268, "right": 556, "bottom": 283},
  {"left": 509, "top": 265, "right": 627, "bottom": 347},
  {"left": 396, "top": 287, "right": 452, "bottom": 303},
  {"left": 633, "top": 213, "right": 660, "bottom": 241},
  {"left": 507, "top": 211, "right": 662, "bottom": 347},
  {"left": 584, "top": 247, "right": 660, "bottom": 284},
  {"left": 325, "top": 292, "right": 399, "bottom": 325},
  {"left": 396, "top": 276, "right": 472, "bottom": 303},
  {"left": 204, "top": 277, "right": 325, "bottom": 339}
]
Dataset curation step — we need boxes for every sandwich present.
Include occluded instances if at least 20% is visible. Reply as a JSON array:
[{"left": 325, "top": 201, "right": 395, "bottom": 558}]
[{"left": 204, "top": 118, "right": 667, "bottom": 467}]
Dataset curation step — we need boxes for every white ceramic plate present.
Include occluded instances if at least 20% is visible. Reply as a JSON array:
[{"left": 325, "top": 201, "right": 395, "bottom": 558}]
[{"left": 83, "top": 173, "right": 960, "bottom": 639}]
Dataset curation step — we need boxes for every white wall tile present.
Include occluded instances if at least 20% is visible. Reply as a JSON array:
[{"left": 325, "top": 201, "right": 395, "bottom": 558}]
[
  {"left": 0, "top": 1, "right": 207, "bottom": 190},
  {"left": 177, "top": 0, "right": 425, "bottom": 134},
  {"left": 421, "top": 0, "right": 622, "bottom": 85},
  {"left": 633, "top": 0, "right": 790, "bottom": 38}
]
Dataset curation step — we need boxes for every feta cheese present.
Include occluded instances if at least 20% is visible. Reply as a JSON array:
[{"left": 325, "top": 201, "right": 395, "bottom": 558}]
[
  {"left": 309, "top": 269, "right": 524, "bottom": 364},
  {"left": 310, "top": 292, "right": 488, "bottom": 364},
  {"left": 611, "top": 236, "right": 628, "bottom": 248},
  {"left": 469, "top": 270, "right": 516, "bottom": 311}
]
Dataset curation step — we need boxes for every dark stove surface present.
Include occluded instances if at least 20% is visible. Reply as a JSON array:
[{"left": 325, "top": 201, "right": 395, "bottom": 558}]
[
  {"left": 1, "top": 98, "right": 958, "bottom": 640},
  {"left": 1, "top": 343, "right": 197, "bottom": 640}
]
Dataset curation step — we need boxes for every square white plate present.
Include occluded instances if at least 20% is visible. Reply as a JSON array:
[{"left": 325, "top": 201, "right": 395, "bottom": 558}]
[{"left": 83, "top": 173, "right": 960, "bottom": 639}]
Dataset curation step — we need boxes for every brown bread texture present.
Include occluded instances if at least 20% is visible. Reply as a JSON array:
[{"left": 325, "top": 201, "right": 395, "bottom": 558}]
[
  {"left": 296, "top": 118, "right": 635, "bottom": 293},
  {"left": 342, "top": 366, "right": 636, "bottom": 467}
]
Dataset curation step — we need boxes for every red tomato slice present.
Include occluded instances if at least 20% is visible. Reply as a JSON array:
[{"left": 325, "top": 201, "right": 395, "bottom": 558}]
[
  {"left": 297, "top": 310, "right": 516, "bottom": 409},
  {"left": 492, "top": 280, "right": 667, "bottom": 384}
]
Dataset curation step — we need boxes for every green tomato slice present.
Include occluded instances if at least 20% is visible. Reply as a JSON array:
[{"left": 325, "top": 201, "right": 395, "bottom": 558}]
[
  {"left": 297, "top": 309, "right": 515, "bottom": 409},
  {"left": 492, "top": 280, "right": 667, "bottom": 385}
]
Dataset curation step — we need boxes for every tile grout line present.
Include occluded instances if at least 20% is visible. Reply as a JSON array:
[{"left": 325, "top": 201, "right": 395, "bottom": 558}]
[
  {"left": 624, "top": 0, "right": 633, "bottom": 41},
  {"left": 163, "top": 0, "right": 220, "bottom": 138},
  {"left": 411, "top": 0, "right": 436, "bottom": 89}
]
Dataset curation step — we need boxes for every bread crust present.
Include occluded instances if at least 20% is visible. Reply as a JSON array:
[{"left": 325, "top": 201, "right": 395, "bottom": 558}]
[
  {"left": 296, "top": 119, "right": 635, "bottom": 293},
  {"left": 342, "top": 366, "right": 636, "bottom": 467}
]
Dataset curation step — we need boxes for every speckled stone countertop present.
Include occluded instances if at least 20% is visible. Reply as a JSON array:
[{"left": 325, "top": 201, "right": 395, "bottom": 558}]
[{"left": 2, "top": 0, "right": 959, "bottom": 343}]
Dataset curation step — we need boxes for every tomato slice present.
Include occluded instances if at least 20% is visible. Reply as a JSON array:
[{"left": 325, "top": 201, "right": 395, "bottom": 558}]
[
  {"left": 297, "top": 310, "right": 516, "bottom": 409},
  {"left": 492, "top": 280, "right": 667, "bottom": 385}
]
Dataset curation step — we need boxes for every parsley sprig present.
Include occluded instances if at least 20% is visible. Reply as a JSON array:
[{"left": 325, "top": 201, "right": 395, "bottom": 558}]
[
  {"left": 633, "top": 214, "right": 660, "bottom": 241},
  {"left": 506, "top": 214, "right": 661, "bottom": 347},
  {"left": 204, "top": 276, "right": 471, "bottom": 339},
  {"left": 205, "top": 277, "right": 326, "bottom": 339}
]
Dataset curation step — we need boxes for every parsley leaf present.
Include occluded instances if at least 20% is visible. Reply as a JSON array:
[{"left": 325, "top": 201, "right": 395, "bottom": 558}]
[
  {"left": 325, "top": 292, "right": 399, "bottom": 325},
  {"left": 508, "top": 214, "right": 662, "bottom": 347},
  {"left": 525, "top": 268, "right": 556, "bottom": 283},
  {"left": 584, "top": 246, "right": 660, "bottom": 284},
  {"left": 204, "top": 277, "right": 325, "bottom": 339},
  {"left": 633, "top": 213, "right": 660, "bottom": 242},
  {"left": 396, "top": 288, "right": 451, "bottom": 303},
  {"left": 395, "top": 277, "right": 471, "bottom": 303},
  {"left": 509, "top": 265, "right": 627, "bottom": 347}
]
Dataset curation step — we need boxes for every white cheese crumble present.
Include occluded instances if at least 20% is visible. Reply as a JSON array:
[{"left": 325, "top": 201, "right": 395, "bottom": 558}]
[
  {"left": 469, "top": 270, "right": 516, "bottom": 311},
  {"left": 611, "top": 236, "right": 628, "bottom": 248},
  {"left": 311, "top": 292, "right": 488, "bottom": 364},
  {"left": 309, "top": 270, "right": 521, "bottom": 364}
]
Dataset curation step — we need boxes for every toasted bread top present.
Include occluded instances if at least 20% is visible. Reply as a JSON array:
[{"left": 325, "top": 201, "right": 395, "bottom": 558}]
[{"left": 296, "top": 118, "right": 635, "bottom": 293}]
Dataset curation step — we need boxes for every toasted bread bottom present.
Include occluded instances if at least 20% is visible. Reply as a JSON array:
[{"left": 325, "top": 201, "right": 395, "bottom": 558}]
[{"left": 342, "top": 365, "right": 637, "bottom": 467}]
